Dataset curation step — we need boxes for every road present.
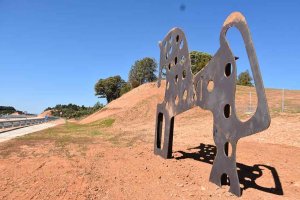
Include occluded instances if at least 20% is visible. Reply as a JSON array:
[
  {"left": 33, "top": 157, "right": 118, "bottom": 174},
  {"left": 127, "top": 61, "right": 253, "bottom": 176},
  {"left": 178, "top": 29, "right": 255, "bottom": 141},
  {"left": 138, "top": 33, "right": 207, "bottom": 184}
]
[{"left": 0, "top": 119, "right": 65, "bottom": 143}]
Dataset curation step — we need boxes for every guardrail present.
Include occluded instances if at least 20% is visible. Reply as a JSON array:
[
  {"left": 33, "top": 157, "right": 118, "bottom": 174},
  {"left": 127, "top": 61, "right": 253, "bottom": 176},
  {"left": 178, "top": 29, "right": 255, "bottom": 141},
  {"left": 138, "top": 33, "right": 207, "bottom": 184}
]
[
  {"left": 0, "top": 114, "right": 38, "bottom": 119},
  {"left": 0, "top": 117, "right": 59, "bottom": 130}
]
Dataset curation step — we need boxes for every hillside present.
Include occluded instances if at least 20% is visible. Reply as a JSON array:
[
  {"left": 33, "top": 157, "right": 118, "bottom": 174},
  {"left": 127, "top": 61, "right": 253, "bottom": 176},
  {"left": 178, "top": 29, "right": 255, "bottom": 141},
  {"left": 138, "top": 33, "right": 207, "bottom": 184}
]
[
  {"left": 80, "top": 80, "right": 300, "bottom": 123},
  {"left": 79, "top": 81, "right": 300, "bottom": 148},
  {"left": 79, "top": 82, "right": 165, "bottom": 124}
]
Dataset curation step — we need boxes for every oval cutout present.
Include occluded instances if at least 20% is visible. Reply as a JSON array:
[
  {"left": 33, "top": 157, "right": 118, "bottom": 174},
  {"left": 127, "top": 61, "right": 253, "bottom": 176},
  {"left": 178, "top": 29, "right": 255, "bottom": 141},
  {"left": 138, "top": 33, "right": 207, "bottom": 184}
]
[
  {"left": 156, "top": 113, "right": 165, "bottom": 149},
  {"left": 166, "top": 81, "right": 169, "bottom": 90},
  {"left": 183, "top": 90, "right": 187, "bottom": 101},
  {"left": 176, "top": 35, "right": 179, "bottom": 42},
  {"left": 179, "top": 40, "right": 184, "bottom": 49},
  {"left": 182, "top": 70, "right": 186, "bottom": 79},
  {"left": 180, "top": 55, "right": 185, "bottom": 65},
  {"left": 161, "top": 67, "right": 167, "bottom": 79},
  {"left": 175, "top": 95, "right": 179, "bottom": 105},
  {"left": 224, "top": 104, "right": 231, "bottom": 118},
  {"left": 169, "top": 35, "right": 173, "bottom": 44},
  {"left": 225, "top": 63, "right": 232, "bottom": 77},
  {"left": 207, "top": 80, "right": 214, "bottom": 92},
  {"left": 224, "top": 142, "right": 232, "bottom": 157},
  {"left": 227, "top": 27, "right": 257, "bottom": 122},
  {"left": 168, "top": 46, "right": 173, "bottom": 57},
  {"left": 175, "top": 74, "right": 178, "bottom": 83}
]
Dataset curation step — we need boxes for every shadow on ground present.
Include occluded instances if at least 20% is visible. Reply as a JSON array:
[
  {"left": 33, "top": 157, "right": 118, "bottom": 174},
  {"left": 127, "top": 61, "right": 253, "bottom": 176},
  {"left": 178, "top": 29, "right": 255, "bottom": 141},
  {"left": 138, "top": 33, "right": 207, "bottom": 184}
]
[{"left": 175, "top": 143, "right": 283, "bottom": 195}]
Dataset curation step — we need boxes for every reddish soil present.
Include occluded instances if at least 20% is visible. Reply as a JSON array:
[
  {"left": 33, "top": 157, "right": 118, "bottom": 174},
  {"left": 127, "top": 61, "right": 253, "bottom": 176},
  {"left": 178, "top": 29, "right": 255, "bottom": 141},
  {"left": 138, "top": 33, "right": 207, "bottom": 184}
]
[
  {"left": 0, "top": 82, "right": 299, "bottom": 199},
  {"left": 0, "top": 140, "right": 299, "bottom": 199}
]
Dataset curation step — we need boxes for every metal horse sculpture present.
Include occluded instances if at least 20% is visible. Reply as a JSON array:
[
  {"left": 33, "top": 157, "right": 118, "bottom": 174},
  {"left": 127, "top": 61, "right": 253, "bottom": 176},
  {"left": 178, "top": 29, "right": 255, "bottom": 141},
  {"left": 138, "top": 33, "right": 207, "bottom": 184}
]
[{"left": 154, "top": 12, "right": 271, "bottom": 196}]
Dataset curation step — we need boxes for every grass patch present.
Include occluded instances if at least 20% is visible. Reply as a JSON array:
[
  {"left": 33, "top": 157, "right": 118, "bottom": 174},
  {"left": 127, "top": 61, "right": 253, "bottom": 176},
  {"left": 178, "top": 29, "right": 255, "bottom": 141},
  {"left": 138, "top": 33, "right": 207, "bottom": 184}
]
[
  {"left": 89, "top": 118, "right": 115, "bottom": 128},
  {"left": 89, "top": 130, "right": 103, "bottom": 136},
  {"left": 0, "top": 118, "right": 117, "bottom": 158},
  {"left": 107, "top": 133, "right": 123, "bottom": 145}
]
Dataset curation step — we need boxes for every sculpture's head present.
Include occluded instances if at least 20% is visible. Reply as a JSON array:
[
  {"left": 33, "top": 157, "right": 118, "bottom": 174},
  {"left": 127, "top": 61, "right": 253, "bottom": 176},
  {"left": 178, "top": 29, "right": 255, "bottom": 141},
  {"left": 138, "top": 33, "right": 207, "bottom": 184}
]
[{"left": 157, "top": 28, "right": 189, "bottom": 88}]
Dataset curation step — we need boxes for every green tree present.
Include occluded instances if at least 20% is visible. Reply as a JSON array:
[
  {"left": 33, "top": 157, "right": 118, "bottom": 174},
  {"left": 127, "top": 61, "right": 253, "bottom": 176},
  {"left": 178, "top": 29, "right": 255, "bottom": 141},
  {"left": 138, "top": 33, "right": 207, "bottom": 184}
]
[
  {"left": 190, "top": 51, "right": 212, "bottom": 74},
  {"left": 237, "top": 70, "right": 253, "bottom": 86},
  {"left": 44, "top": 107, "right": 52, "bottom": 111},
  {"left": 93, "top": 101, "right": 104, "bottom": 111},
  {"left": 128, "top": 57, "right": 157, "bottom": 88},
  {"left": 0, "top": 106, "right": 16, "bottom": 115},
  {"left": 120, "top": 82, "right": 132, "bottom": 96},
  {"left": 95, "top": 75, "right": 125, "bottom": 103}
]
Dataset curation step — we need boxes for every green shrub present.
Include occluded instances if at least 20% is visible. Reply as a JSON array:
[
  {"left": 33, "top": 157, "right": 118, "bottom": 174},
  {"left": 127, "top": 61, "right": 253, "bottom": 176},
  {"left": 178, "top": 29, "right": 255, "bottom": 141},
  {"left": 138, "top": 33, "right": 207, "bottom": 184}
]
[{"left": 46, "top": 102, "right": 104, "bottom": 119}]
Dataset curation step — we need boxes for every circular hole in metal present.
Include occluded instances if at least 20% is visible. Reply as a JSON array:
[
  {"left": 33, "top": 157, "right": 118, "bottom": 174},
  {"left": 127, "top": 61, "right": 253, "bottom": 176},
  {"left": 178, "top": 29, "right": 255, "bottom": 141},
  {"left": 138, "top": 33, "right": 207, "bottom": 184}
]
[
  {"left": 225, "top": 63, "right": 232, "bottom": 77},
  {"left": 207, "top": 80, "right": 214, "bottom": 92},
  {"left": 224, "top": 104, "right": 231, "bottom": 118}
]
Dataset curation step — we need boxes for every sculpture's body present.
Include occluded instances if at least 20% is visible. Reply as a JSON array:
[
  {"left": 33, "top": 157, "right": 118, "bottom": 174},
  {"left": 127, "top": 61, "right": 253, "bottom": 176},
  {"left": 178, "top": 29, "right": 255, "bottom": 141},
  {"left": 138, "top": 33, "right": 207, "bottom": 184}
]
[{"left": 154, "top": 12, "right": 271, "bottom": 196}]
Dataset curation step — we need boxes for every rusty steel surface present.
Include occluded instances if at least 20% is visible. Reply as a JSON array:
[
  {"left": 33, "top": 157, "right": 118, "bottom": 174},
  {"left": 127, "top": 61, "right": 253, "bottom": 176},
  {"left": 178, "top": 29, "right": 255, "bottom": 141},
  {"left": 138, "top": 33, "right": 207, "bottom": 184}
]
[{"left": 154, "top": 12, "right": 271, "bottom": 196}]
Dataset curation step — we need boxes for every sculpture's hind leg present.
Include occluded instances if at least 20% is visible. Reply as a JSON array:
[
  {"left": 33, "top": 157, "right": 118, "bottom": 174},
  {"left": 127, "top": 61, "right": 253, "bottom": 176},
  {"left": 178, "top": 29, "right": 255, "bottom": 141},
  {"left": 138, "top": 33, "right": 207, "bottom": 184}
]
[
  {"left": 209, "top": 140, "right": 241, "bottom": 196},
  {"left": 154, "top": 104, "right": 175, "bottom": 159}
]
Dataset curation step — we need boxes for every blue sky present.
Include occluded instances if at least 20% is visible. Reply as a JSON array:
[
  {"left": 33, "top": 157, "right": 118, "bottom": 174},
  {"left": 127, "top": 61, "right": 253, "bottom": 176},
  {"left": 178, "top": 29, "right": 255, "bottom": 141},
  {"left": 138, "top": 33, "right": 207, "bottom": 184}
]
[{"left": 0, "top": 0, "right": 299, "bottom": 114}]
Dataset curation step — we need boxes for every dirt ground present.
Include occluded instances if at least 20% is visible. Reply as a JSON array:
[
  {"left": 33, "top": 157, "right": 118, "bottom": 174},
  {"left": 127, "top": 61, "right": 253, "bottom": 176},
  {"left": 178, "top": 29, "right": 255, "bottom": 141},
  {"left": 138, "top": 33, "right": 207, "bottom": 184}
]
[
  {"left": 0, "top": 129, "right": 299, "bottom": 199},
  {"left": 0, "top": 82, "right": 299, "bottom": 199}
]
